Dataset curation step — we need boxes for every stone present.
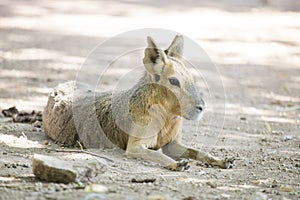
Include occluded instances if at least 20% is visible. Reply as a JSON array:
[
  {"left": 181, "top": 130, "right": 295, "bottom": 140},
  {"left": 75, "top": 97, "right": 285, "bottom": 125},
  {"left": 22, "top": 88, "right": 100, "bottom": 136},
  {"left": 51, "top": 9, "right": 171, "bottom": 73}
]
[
  {"left": 32, "top": 154, "right": 78, "bottom": 184},
  {"left": 84, "top": 184, "right": 109, "bottom": 193},
  {"left": 279, "top": 185, "right": 294, "bottom": 192},
  {"left": 147, "top": 195, "right": 166, "bottom": 200}
]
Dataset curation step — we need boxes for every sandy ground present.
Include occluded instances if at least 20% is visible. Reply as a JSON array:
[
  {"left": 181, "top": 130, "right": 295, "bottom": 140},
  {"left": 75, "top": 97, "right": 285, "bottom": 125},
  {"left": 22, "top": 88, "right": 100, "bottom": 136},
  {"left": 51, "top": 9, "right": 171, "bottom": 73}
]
[{"left": 0, "top": 1, "right": 299, "bottom": 199}]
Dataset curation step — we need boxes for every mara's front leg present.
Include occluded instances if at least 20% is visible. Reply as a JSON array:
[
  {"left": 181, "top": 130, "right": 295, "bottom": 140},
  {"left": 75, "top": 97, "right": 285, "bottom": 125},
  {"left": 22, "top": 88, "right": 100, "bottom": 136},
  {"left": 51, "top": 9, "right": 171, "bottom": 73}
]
[
  {"left": 162, "top": 140, "right": 234, "bottom": 169},
  {"left": 126, "top": 136, "right": 189, "bottom": 171}
]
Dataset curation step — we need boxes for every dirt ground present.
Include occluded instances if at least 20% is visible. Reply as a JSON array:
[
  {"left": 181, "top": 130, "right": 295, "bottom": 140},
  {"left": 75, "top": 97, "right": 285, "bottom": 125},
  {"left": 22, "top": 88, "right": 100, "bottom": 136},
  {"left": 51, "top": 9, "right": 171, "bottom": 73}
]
[{"left": 0, "top": 1, "right": 299, "bottom": 200}]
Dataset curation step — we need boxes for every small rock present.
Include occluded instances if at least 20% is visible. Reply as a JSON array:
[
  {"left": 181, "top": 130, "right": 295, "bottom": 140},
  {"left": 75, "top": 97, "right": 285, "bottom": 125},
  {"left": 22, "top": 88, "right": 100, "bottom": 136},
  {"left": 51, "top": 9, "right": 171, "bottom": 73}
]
[
  {"left": 43, "top": 140, "right": 49, "bottom": 145},
  {"left": 279, "top": 185, "right": 294, "bottom": 192},
  {"left": 32, "top": 121, "right": 42, "bottom": 128},
  {"left": 240, "top": 117, "right": 247, "bottom": 120},
  {"left": 131, "top": 178, "right": 156, "bottom": 183},
  {"left": 84, "top": 184, "right": 108, "bottom": 193},
  {"left": 183, "top": 197, "right": 196, "bottom": 200},
  {"left": 196, "top": 170, "right": 206, "bottom": 175},
  {"left": 206, "top": 181, "right": 217, "bottom": 188},
  {"left": 261, "top": 138, "right": 267, "bottom": 142},
  {"left": 21, "top": 163, "right": 29, "bottom": 168},
  {"left": 251, "top": 180, "right": 261, "bottom": 185},
  {"left": 283, "top": 135, "right": 292, "bottom": 141},
  {"left": 148, "top": 195, "right": 165, "bottom": 200},
  {"left": 32, "top": 154, "right": 77, "bottom": 184},
  {"left": 271, "top": 189, "right": 280, "bottom": 195}
]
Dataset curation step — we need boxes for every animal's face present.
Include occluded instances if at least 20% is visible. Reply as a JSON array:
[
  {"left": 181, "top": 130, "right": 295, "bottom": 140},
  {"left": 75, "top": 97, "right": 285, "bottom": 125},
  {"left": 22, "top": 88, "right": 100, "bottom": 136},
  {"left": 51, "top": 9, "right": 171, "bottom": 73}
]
[{"left": 143, "top": 35, "right": 205, "bottom": 120}]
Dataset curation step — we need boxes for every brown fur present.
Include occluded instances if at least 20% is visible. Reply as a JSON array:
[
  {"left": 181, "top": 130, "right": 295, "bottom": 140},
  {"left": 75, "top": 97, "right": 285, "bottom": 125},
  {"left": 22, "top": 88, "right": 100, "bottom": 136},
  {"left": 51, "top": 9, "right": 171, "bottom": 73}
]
[{"left": 43, "top": 35, "right": 234, "bottom": 170}]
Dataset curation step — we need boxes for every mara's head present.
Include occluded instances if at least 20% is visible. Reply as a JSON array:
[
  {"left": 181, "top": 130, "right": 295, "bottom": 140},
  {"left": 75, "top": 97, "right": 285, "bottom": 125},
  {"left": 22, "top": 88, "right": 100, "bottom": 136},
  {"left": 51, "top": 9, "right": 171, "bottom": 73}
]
[{"left": 143, "top": 35, "right": 205, "bottom": 121}]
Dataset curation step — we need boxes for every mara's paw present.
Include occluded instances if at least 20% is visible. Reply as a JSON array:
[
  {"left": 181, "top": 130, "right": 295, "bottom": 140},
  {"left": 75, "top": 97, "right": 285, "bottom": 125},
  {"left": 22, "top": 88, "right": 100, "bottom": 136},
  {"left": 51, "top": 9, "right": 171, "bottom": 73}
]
[
  {"left": 219, "top": 157, "right": 235, "bottom": 169},
  {"left": 165, "top": 159, "right": 190, "bottom": 171}
]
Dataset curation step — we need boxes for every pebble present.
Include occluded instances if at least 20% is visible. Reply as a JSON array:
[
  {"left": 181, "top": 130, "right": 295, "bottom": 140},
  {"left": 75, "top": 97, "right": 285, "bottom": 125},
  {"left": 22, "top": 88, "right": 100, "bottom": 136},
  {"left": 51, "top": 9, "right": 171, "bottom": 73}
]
[
  {"left": 279, "top": 185, "right": 294, "bottom": 192},
  {"left": 84, "top": 184, "right": 108, "bottom": 193},
  {"left": 261, "top": 138, "right": 267, "bottom": 142},
  {"left": 147, "top": 195, "right": 165, "bottom": 200},
  {"left": 251, "top": 180, "right": 261, "bottom": 185},
  {"left": 21, "top": 163, "right": 29, "bottom": 168},
  {"left": 4, "top": 163, "right": 23, "bottom": 168},
  {"left": 206, "top": 181, "right": 217, "bottom": 188},
  {"left": 32, "top": 121, "right": 42, "bottom": 128},
  {"left": 196, "top": 170, "right": 206, "bottom": 175},
  {"left": 183, "top": 197, "right": 196, "bottom": 200},
  {"left": 283, "top": 135, "right": 292, "bottom": 141},
  {"left": 131, "top": 178, "right": 156, "bottom": 183}
]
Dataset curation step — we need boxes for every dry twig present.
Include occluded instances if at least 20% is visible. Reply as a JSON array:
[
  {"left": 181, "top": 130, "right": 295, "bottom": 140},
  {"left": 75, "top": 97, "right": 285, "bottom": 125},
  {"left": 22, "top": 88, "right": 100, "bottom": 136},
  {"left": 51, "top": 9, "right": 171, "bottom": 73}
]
[{"left": 45, "top": 143, "right": 114, "bottom": 163}]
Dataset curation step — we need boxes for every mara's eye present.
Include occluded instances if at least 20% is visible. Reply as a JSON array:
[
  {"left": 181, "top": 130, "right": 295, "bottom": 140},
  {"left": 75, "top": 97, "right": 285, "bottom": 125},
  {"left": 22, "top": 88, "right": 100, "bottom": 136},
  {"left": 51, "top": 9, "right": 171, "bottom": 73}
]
[{"left": 168, "top": 77, "right": 180, "bottom": 87}]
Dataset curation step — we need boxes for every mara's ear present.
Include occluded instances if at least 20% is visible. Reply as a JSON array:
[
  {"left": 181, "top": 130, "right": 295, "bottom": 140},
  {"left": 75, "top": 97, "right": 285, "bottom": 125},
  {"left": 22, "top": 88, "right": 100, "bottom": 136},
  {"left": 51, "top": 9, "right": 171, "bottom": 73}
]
[
  {"left": 165, "top": 35, "right": 184, "bottom": 59},
  {"left": 143, "top": 36, "right": 169, "bottom": 74}
]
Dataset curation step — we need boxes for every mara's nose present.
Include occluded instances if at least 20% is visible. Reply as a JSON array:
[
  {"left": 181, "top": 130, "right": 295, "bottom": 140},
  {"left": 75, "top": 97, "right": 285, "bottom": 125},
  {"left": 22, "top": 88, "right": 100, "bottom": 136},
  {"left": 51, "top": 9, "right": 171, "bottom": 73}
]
[{"left": 196, "top": 105, "right": 205, "bottom": 112}]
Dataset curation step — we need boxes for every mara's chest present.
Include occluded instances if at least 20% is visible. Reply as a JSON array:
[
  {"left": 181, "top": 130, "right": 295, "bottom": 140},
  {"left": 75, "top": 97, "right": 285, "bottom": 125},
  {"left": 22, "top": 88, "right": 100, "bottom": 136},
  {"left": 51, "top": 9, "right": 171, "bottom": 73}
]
[{"left": 150, "top": 117, "right": 182, "bottom": 150}]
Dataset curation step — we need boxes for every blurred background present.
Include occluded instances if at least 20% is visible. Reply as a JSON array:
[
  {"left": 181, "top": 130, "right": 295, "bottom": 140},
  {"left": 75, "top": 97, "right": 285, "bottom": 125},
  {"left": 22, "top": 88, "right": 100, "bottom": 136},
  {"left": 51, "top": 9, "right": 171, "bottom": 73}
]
[
  {"left": 0, "top": 1, "right": 299, "bottom": 199},
  {"left": 0, "top": 0, "right": 299, "bottom": 114}
]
